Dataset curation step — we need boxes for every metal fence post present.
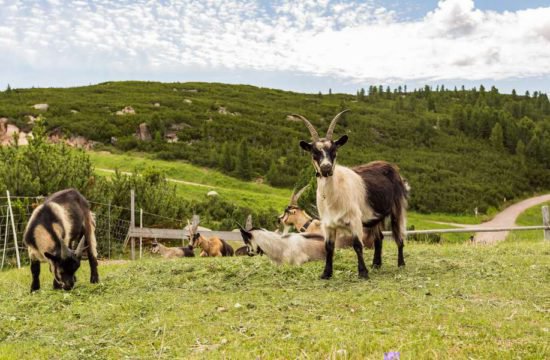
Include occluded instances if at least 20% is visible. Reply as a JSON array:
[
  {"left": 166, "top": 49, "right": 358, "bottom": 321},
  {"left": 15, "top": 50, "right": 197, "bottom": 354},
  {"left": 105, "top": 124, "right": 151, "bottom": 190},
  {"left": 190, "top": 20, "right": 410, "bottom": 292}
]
[
  {"left": 6, "top": 191, "right": 20, "bottom": 269},
  {"left": 130, "top": 189, "right": 135, "bottom": 260},
  {"left": 1, "top": 211, "right": 8, "bottom": 270},
  {"left": 543, "top": 206, "right": 550, "bottom": 241}
]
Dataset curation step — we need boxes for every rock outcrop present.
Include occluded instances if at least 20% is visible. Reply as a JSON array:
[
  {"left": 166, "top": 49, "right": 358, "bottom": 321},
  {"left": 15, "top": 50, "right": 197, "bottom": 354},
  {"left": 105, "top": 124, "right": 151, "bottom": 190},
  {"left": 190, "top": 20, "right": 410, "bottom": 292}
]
[
  {"left": 116, "top": 106, "right": 136, "bottom": 115},
  {"left": 136, "top": 123, "right": 152, "bottom": 141}
]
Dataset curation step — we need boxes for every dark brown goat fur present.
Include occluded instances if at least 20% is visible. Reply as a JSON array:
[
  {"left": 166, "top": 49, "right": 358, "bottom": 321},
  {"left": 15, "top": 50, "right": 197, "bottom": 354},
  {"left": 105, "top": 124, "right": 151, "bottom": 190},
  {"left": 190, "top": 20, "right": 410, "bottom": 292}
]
[
  {"left": 24, "top": 189, "right": 99, "bottom": 292},
  {"left": 296, "top": 110, "right": 409, "bottom": 279}
]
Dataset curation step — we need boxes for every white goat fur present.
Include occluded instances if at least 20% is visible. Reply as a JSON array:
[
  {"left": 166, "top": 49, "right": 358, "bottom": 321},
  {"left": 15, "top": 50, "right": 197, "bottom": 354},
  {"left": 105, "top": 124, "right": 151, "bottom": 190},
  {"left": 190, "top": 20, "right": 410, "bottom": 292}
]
[
  {"left": 249, "top": 230, "right": 325, "bottom": 265},
  {"left": 151, "top": 243, "right": 186, "bottom": 259},
  {"left": 316, "top": 165, "right": 376, "bottom": 241}
]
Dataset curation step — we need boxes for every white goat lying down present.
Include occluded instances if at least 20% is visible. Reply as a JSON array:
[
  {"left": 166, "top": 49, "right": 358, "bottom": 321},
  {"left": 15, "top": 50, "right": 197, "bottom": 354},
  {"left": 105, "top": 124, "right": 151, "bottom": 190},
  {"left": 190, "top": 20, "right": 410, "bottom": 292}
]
[{"left": 239, "top": 227, "right": 325, "bottom": 265}]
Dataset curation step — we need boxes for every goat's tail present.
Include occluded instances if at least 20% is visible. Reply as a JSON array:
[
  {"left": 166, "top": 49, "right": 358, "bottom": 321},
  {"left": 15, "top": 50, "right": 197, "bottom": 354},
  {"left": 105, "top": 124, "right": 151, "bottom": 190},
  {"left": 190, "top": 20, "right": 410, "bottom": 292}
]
[{"left": 391, "top": 174, "right": 409, "bottom": 246}]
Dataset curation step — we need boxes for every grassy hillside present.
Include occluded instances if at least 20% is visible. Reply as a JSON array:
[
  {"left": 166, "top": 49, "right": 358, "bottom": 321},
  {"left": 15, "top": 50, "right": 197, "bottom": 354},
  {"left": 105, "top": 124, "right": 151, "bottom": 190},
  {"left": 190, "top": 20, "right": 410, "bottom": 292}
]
[
  {"left": 89, "top": 150, "right": 477, "bottom": 243},
  {"left": 1, "top": 239, "right": 547, "bottom": 359},
  {"left": 1, "top": 81, "right": 549, "bottom": 214},
  {"left": 90, "top": 151, "right": 291, "bottom": 212}
]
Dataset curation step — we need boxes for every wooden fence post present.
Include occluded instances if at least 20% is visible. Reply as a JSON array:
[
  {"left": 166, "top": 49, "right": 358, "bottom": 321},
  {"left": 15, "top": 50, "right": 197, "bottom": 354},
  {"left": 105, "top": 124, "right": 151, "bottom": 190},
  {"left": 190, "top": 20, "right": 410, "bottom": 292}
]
[
  {"left": 6, "top": 191, "right": 20, "bottom": 269},
  {"left": 543, "top": 206, "right": 550, "bottom": 241},
  {"left": 108, "top": 201, "right": 111, "bottom": 259},
  {"left": 139, "top": 208, "right": 143, "bottom": 259},
  {"left": 130, "top": 189, "right": 135, "bottom": 260}
]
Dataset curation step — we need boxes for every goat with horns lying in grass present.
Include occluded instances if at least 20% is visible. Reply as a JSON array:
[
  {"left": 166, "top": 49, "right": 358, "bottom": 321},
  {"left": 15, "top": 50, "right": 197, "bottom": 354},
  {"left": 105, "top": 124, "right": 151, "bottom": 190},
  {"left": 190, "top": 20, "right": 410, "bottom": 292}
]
[
  {"left": 151, "top": 240, "right": 195, "bottom": 258},
  {"left": 294, "top": 110, "right": 409, "bottom": 279},
  {"left": 239, "top": 227, "right": 325, "bottom": 266},
  {"left": 188, "top": 218, "right": 234, "bottom": 257},
  {"left": 278, "top": 185, "right": 376, "bottom": 249},
  {"left": 23, "top": 189, "right": 99, "bottom": 291}
]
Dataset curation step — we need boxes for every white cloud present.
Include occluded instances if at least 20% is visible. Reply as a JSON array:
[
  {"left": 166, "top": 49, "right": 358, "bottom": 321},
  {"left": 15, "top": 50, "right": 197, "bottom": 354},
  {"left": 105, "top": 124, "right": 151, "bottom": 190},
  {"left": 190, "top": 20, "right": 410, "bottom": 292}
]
[{"left": 1, "top": 0, "right": 549, "bottom": 85}]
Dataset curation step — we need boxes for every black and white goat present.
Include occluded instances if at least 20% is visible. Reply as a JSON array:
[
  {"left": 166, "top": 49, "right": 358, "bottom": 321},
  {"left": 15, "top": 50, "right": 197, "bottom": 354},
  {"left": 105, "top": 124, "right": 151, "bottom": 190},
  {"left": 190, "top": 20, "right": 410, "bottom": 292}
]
[
  {"left": 295, "top": 110, "right": 409, "bottom": 279},
  {"left": 23, "top": 189, "right": 99, "bottom": 291}
]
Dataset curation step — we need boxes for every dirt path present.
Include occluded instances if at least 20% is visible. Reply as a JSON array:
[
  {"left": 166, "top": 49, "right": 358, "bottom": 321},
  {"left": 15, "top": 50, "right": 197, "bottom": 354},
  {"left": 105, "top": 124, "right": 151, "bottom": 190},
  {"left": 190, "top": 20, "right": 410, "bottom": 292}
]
[
  {"left": 96, "top": 168, "right": 214, "bottom": 188},
  {"left": 474, "top": 194, "right": 550, "bottom": 244}
]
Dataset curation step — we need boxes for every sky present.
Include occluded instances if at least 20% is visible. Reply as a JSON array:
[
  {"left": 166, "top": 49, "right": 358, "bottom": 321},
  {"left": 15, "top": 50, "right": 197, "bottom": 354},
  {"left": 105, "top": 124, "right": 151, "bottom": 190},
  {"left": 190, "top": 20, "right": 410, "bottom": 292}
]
[{"left": 1, "top": 0, "right": 549, "bottom": 94}]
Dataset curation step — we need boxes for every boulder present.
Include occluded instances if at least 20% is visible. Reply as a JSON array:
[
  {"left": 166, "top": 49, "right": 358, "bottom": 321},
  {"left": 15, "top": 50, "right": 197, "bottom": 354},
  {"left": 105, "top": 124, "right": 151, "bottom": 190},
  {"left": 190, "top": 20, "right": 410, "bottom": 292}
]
[
  {"left": 165, "top": 131, "right": 178, "bottom": 143},
  {"left": 116, "top": 106, "right": 135, "bottom": 115},
  {"left": 207, "top": 191, "right": 219, "bottom": 197},
  {"left": 0, "top": 118, "right": 7, "bottom": 137},
  {"left": 136, "top": 123, "right": 152, "bottom": 141},
  {"left": 32, "top": 104, "right": 49, "bottom": 111},
  {"left": 183, "top": 99, "right": 192, "bottom": 104},
  {"left": 153, "top": 103, "right": 160, "bottom": 107}
]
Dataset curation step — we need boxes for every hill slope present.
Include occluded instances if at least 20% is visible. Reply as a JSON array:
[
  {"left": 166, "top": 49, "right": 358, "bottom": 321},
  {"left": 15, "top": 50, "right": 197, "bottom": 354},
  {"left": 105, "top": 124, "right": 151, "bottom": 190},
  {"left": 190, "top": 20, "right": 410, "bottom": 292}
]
[{"left": 1, "top": 82, "right": 549, "bottom": 213}]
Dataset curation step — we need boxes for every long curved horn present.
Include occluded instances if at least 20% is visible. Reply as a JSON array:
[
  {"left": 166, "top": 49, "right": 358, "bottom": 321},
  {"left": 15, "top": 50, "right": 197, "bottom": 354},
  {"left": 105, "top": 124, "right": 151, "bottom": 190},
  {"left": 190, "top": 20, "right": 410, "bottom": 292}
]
[
  {"left": 245, "top": 215, "right": 253, "bottom": 231},
  {"left": 187, "top": 219, "right": 193, "bottom": 237},
  {"left": 75, "top": 237, "right": 87, "bottom": 259},
  {"left": 290, "top": 185, "right": 310, "bottom": 206},
  {"left": 326, "top": 109, "right": 350, "bottom": 140},
  {"left": 291, "top": 114, "right": 319, "bottom": 141}
]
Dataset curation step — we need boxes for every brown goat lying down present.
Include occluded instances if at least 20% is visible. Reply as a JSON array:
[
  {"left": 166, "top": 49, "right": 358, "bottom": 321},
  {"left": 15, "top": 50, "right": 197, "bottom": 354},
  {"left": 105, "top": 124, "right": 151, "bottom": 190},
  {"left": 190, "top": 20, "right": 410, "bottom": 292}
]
[
  {"left": 151, "top": 241, "right": 195, "bottom": 259},
  {"left": 191, "top": 233, "right": 234, "bottom": 257}
]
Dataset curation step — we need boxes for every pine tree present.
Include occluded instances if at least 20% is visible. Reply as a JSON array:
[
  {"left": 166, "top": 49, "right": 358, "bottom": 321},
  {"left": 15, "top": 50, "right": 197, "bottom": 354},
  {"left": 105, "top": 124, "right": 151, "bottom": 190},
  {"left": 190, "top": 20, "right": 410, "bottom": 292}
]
[
  {"left": 220, "top": 142, "right": 234, "bottom": 172},
  {"left": 516, "top": 140, "right": 526, "bottom": 164},
  {"left": 236, "top": 140, "right": 252, "bottom": 180},
  {"left": 490, "top": 123, "right": 504, "bottom": 149},
  {"left": 6, "top": 84, "right": 11, "bottom": 92},
  {"left": 328, "top": 88, "right": 332, "bottom": 95}
]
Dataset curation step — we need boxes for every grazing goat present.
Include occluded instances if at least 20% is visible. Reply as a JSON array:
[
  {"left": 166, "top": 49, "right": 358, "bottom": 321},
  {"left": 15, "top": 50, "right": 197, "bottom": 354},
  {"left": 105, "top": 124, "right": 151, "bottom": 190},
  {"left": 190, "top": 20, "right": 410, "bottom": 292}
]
[
  {"left": 239, "top": 227, "right": 325, "bottom": 265},
  {"left": 295, "top": 110, "right": 409, "bottom": 279},
  {"left": 23, "top": 189, "right": 99, "bottom": 291},
  {"left": 151, "top": 240, "right": 195, "bottom": 258},
  {"left": 188, "top": 218, "right": 234, "bottom": 257},
  {"left": 279, "top": 185, "right": 375, "bottom": 249}
]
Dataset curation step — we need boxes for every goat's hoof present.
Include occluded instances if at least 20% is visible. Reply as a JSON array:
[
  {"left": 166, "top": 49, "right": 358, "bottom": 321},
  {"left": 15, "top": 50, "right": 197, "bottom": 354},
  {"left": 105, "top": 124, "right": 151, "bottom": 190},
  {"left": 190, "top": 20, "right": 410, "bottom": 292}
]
[
  {"left": 358, "top": 271, "right": 369, "bottom": 279},
  {"left": 398, "top": 262, "right": 406, "bottom": 267},
  {"left": 30, "top": 286, "right": 40, "bottom": 293},
  {"left": 90, "top": 275, "right": 99, "bottom": 284},
  {"left": 372, "top": 263, "right": 381, "bottom": 269},
  {"left": 320, "top": 273, "right": 332, "bottom": 280}
]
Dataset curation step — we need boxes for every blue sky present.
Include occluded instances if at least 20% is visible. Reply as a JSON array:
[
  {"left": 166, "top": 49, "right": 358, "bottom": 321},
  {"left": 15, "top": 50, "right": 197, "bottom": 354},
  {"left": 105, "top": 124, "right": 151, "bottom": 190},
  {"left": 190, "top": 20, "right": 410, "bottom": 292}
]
[{"left": 1, "top": 0, "right": 549, "bottom": 94}]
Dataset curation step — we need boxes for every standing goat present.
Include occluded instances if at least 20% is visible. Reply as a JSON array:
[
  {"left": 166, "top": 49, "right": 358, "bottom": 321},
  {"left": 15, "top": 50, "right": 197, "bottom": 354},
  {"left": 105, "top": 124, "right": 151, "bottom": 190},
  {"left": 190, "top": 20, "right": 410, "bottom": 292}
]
[
  {"left": 188, "top": 218, "right": 234, "bottom": 257},
  {"left": 278, "top": 185, "right": 376, "bottom": 249},
  {"left": 295, "top": 110, "right": 409, "bottom": 279},
  {"left": 239, "top": 227, "right": 326, "bottom": 265},
  {"left": 151, "top": 240, "right": 195, "bottom": 258},
  {"left": 23, "top": 189, "right": 99, "bottom": 291}
]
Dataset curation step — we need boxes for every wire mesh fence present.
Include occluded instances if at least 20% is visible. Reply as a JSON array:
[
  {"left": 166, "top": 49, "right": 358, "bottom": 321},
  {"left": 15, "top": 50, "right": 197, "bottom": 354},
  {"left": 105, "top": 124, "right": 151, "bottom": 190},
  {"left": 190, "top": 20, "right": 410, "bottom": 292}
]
[{"left": 0, "top": 196, "right": 136, "bottom": 271}]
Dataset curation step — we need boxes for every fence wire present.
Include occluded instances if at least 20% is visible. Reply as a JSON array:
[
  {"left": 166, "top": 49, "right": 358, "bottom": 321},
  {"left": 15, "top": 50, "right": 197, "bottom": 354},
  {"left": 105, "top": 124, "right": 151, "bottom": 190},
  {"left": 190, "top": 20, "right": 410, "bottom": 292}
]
[{"left": 0, "top": 194, "right": 189, "bottom": 271}]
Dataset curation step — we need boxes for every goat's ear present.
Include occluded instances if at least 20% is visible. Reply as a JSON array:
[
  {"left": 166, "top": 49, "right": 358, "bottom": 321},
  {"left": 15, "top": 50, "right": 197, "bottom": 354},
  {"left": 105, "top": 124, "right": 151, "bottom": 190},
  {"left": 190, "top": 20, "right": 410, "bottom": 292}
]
[
  {"left": 299, "top": 140, "right": 312, "bottom": 152},
  {"left": 335, "top": 135, "right": 348, "bottom": 148},
  {"left": 44, "top": 252, "right": 59, "bottom": 262}
]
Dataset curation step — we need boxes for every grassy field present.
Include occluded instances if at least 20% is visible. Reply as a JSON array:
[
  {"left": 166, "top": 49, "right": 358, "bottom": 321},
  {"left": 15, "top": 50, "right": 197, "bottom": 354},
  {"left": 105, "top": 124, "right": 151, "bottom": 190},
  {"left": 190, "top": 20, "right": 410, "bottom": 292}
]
[
  {"left": 1, "top": 237, "right": 548, "bottom": 359},
  {"left": 89, "top": 151, "right": 292, "bottom": 212},
  {"left": 508, "top": 201, "right": 550, "bottom": 242}
]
